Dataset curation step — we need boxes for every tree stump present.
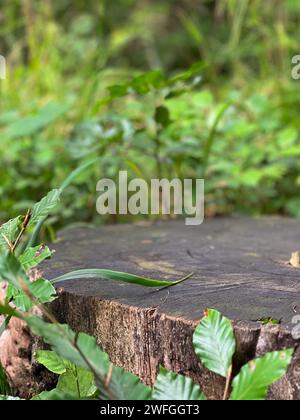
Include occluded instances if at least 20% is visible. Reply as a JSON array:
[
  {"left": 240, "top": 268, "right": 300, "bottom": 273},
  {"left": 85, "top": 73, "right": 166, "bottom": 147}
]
[{"left": 43, "top": 218, "right": 300, "bottom": 400}]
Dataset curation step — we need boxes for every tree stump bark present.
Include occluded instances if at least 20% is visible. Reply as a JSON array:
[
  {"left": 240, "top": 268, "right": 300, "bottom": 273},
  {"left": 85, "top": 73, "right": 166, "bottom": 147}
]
[{"left": 42, "top": 218, "right": 300, "bottom": 400}]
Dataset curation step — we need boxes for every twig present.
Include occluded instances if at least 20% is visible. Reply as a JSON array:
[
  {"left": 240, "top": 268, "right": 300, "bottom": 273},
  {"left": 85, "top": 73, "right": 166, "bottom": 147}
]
[
  {"left": 1, "top": 234, "right": 13, "bottom": 252},
  {"left": 11, "top": 209, "right": 31, "bottom": 253},
  {"left": 223, "top": 365, "right": 233, "bottom": 401},
  {"left": 160, "top": 291, "right": 170, "bottom": 304},
  {"left": 105, "top": 364, "right": 113, "bottom": 388}
]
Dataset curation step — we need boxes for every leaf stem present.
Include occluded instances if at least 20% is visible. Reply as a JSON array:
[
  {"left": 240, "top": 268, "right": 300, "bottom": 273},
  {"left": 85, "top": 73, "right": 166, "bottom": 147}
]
[
  {"left": 12, "top": 209, "right": 31, "bottom": 253},
  {"left": 223, "top": 364, "right": 233, "bottom": 401}
]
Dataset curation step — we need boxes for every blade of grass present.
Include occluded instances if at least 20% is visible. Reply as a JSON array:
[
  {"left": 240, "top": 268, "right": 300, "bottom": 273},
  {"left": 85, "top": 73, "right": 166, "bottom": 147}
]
[
  {"left": 201, "top": 102, "right": 231, "bottom": 178},
  {"left": 27, "top": 159, "right": 99, "bottom": 248},
  {"left": 50, "top": 269, "right": 193, "bottom": 288},
  {"left": 60, "top": 158, "right": 99, "bottom": 192},
  {"left": 0, "top": 316, "right": 11, "bottom": 338}
]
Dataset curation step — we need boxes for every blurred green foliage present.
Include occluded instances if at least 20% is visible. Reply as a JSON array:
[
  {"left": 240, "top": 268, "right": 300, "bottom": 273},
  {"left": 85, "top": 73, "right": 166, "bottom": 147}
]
[{"left": 1, "top": 0, "right": 300, "bottom": 231}]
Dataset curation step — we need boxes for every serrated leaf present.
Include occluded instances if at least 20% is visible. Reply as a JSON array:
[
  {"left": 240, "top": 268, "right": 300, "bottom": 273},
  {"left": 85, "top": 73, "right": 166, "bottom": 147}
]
[
  {"left": 26, "top": 316, "right": 110, "bottom": 381},
  {"left": 36, "top": 351, "right": 96, "bottom": 398},
  {"left": 29, "top": 189, "right": 62, "bottom": 226},
  {"left": 0, "top": 304, "right": 149, "bottom": 401},
  {"left": 8, "top": 278, "right": 56, "bottom": 311},
  {"left": 57, "top": 362, "right": 97, "bottom": 398},
  {"left": 193, "top": 309, "right": 236, "bottom": 378},
  {"left": 0, "top": 252, "right": 30, "bottom": 290},
  {"left": 35, "top": 351, "right": 66, "bottom": 375},
  {"left": 0, "top": 217, "right": 20, "bottom": 251},
  {"left": 26, "top": 278, "right": 57, "bottom": 306},
  {"left": 19, "top": 245, "right": 53, "bottom": 270},
  {"left": 32, "top": 389, "right": 77, "bottom": 400},
  {"left": 99, "top": 365, "right": 152, "bottom": 400},
  {"left": 153, "top": 367, "right": 206, "bottom": 400},
  {"left": 0, "top": 253, "right": 56, "bottom": 310},
  {"left": 230, "top": 350, "right": 294, "bottom": 400}
]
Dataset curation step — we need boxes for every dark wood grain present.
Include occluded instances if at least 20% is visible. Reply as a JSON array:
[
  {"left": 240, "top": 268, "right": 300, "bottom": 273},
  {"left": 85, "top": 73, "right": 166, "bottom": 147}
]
[
  {"left": 44, "top": 217, "right": 300, "bottom": 323},
  {"left": 43, "top": 217, "right": 300, "bottom": 400}
]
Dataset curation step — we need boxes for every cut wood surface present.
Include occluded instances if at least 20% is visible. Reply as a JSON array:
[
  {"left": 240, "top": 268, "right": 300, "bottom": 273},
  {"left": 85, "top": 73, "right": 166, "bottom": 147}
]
[{"left": 43, "top": 217, "right": 300, "bottom": 400}]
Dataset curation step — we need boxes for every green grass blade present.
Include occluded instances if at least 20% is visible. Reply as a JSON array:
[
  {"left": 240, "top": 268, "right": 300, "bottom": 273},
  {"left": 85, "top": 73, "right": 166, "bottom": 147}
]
[
  {"left": 0, "top": 362, "right": 10, "bottom": 396},
  {"left": 201, "top": 102, "right": 231, "bottom": 178},
  {"left": 26, "top": 218, "right": 46, "bottom": 249},
  {"left": 60, "top": 158, "right": 99, "bottom": 192},
  {"left": 50, "top": 269, "right": 193, "bottom": 288},
  {"left": 27, "top": 159, "right": 98, "bottom": 248},
  {"left": 0, "top": 316, "right": 11, "bottom": 338}
]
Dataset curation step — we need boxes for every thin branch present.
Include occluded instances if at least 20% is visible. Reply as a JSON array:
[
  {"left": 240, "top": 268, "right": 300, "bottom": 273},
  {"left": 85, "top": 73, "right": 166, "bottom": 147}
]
[
  {"left": 223, "top": 365, "right": 233, "bottom": 401},
  {"left": 1, "top": 234, "right": 13, "bottom": 252},
  {"left": 105, "top": 364, "right": 113, "bottom": 388},
  {"left": 11, "top": 209, "right": 31, "bottom": 253}
]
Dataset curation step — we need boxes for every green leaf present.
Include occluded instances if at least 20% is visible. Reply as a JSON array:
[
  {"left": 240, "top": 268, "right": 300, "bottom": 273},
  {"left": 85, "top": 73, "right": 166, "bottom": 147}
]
[
  {"left": 8, "top": 279, "right": 56, "bottom": 311},
  {"left": 193, "top": 309, "right": 236, "bottom": 378},
  {"left": 32, "top": 389, "right": 77, "bottom": 400},
  {"left": 29, "top": 189, "right": 62, "bottom": 226},
  {"left": 154, "top": 106, "right": 172, "bottom": 128},
  {"left": 202, "top": 102, "right": 231, "bottom": 178},
  {"left": 0, "top": 252, "right": 30, "bottom": 290},
  {"left": 0, "top": 305, "right": 149, "bottom": 401},
  {"left": 27, "top": 278, "right": 57, "bottom": 305},
  {"left": 105, "top": 70, "right": 165, "bottom": 101},
  {"left": 153, "top": 367, "right": 206, "bottom": 400},
  {"left": 96, "top": 63, "right": 205, "bottom": 109},
  {"left": 35, "top": 351, "right": 66, "bottom": 375},
  {"left": 4, "top": 102, "right": 69, "bottom": 139},
  {"left": 26, "top": 316, "right": 110, "bottom": 381},
  {"left": 99, "top": 365, "right": 152, "bottom": 400},
  {"left": 36, "top": 351, "right": 96, "bottom": 398},
  {"left": 239, "top": 169, "right": 263, "bottom": 187},
  {"left": 0, "top": 301, "right": 19, "bottom": 318},
  {"left": 230, "top": 350, "right": 294, "bottom": 400},
  {"left": 0, "top": 252, "right": 56, "bottom": 310},
  {"left": 170, "top": 61, "right": 207, "bottom": 83},
  {"left": 0, "top": 363, "right": 10, "bottom": 396},
  {"left": 0, "top": 217, "right": 21, "bottom": 251},
  {"left": 25, "top": 315, "right": 150, "bottom": 400},
  {"left": 50, "top": 269, "right": 192, "bottom": 288},
  {"left": 60, "top": 158, "right": 99, "bottom": 191},
  {"left": 0, "top": 316, "right": 11, "bottom": 338},
  {"left": 19, "top": 245, "right": 53, "bottom": 271},
  {"left": 57, "top": 362, "right": 97, "bottom": 398},
  {"left": 27, "top": 160, "right": 99, "bottom": 248}
]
